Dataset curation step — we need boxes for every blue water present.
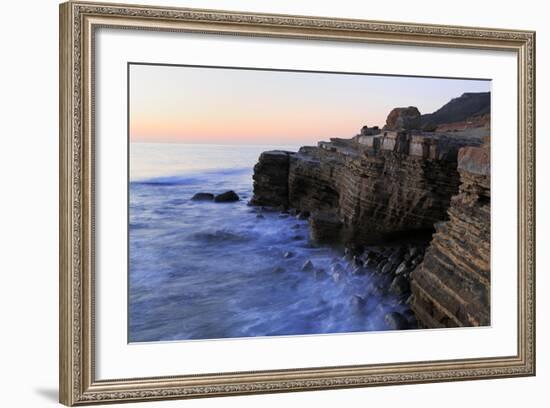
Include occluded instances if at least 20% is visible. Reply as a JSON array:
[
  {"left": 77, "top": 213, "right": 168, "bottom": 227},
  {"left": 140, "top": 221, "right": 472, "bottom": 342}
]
[{"left": 129, "top": 143, "right": 410, "bottom": 342}]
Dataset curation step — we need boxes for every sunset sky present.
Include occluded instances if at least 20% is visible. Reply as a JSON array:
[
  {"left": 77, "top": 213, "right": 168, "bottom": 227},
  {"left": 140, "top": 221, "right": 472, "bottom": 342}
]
[{"left": 129, "top": 64, "right": 490, "bottom": 145}]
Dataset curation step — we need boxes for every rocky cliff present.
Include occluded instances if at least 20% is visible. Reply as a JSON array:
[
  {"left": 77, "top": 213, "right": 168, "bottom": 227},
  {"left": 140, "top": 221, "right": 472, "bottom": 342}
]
[
  {"left": 250, "top": 101, "right": 490, "bottom": 329},
  {"left": 252, "top": 130, "right": 483, "bottom": 246},
  {"left": 410, "top": 139, "right": 490, "bottom": 327}
]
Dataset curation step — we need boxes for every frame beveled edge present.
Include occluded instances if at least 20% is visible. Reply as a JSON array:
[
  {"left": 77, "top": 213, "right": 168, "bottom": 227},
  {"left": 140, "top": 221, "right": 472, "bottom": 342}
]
[{"left": 59, "top": 0, "right": 536, "bottom": 405}]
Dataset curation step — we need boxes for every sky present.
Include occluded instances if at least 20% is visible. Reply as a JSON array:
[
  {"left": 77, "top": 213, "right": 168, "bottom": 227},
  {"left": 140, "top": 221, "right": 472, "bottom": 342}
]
[{"left": 129, "top": 64, "right": 490, "bottom": 145}]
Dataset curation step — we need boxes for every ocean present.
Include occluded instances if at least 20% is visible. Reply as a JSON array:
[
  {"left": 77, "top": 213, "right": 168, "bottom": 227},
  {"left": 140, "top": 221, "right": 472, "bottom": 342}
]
[{"left": 129, "top": 143, "right": 410, "bottom": 342}]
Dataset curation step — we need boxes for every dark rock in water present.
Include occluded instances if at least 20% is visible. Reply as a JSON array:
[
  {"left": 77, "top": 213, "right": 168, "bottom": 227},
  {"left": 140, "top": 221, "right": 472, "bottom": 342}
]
[
  {"left": 352, "top": 256, "right": 363, "bottom": 268},
  {"left": 390, "top": 275, "right": 411, "bottom": 295},
  {"left": 389, "top": 249, "right": 405, "bottom": 263},
  {"left": 283, "top": 251, "right": 294, "bottom": 259},
  {"left": 376, "top": 261, "right": 387, "bottom": 274},
  {"left": 350, "top": 295, "right": 366, "bottom": 309},
  {"left": 191, "top": 192, "right": 214, "bottom": 201},
  {"left": 381, "top": 262, "right": 394, "bottom": 275},
  {"left": 297, "top": 211, "right": 310, "bottom": 220},
  {"left": 214, "top": 190, "right": 240, "bottom": 202},
  {"left": 256, "top": 214, "right": 265, "bottom": 219},
  {"left": 313, "top": 269, "right": 327, "bottom": 280},
  {"left": 351, "top": 266, "right": 366, "bottom": 276},
  {"left": 301, "top": 259, "right": 314, "bottom": 271},
  {"left": 291, "top": 224, "right": 300, "bottom": 230},
  {"left": 395, "top": 261, "right": 409, "bottom": 275},
  {"left": 366, "top": 282, "right": 384, "bottom": 297},
  {"left": 366, "top": 250, "right": 379, "bottom": 260},
  {"left": 384, "top": 312, "right": 409, "bottom": 330},
  {"left": 364, "top": 258, "right": 379, "bottom": 269}
]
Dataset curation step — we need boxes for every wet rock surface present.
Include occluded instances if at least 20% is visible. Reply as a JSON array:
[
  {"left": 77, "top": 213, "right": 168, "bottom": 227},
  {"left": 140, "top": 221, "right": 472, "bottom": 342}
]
[
  {"left": 214, "top": 190, "right": 240, "bottom": 202},
  {"left": 191, "top": 192, "right": 214, "bottom": 201}
]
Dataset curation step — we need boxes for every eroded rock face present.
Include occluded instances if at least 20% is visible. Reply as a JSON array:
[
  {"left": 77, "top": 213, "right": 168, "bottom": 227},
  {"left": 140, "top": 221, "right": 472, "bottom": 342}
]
[
  {"left": 309, "top": 209, "right": 342, "bottom": 244},
  {"left": 253, "top": 131, "right": 481, "bottom": 245},
  {"left": 250, "top": 150, "right": 294, "bottom": 208},
  {"left": 385, "top": 107, "right": 421, "bottom": 130},
  {"left": 410, "top": 141, "right": 490, "bottom": 328}
]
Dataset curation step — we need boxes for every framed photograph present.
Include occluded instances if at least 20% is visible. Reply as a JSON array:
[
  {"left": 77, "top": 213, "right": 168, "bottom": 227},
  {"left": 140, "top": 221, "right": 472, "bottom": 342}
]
[{"left": 59, "top": 1, "right": 536, "bottom": 405}]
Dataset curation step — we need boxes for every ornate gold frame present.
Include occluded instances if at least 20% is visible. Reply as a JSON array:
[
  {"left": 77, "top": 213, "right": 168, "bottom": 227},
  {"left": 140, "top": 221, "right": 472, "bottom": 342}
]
[{"left": 59, "top": 1, "right": 536, "bottom": 405}]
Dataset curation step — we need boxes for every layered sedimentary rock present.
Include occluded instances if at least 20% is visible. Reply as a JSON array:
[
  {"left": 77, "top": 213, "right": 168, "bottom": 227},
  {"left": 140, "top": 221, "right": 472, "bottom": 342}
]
[
  {"left": 250, "top": 150, "right": 293, "bottom": 208},
  {"left": 251, "top": 97, "right": 491, "bottom": 329},
  {"left": 253, "top": 130, "right": 482, "bottom": 245},
  {"left": 410, "top": 140, "right": 490, "bottom": 327}
]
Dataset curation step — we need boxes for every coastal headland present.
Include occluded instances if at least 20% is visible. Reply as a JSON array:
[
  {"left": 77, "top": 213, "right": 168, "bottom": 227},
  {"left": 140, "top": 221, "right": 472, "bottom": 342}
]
[{"left": 250, "top": 92, "right": 491, "bottom": 329}]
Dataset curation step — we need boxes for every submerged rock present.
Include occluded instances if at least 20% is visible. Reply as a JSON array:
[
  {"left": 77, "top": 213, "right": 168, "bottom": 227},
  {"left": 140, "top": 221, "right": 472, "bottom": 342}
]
[
  {"left": 350, "top": 295, "right": 366, "bottom": 310},
  {"left": 352, "top": 256, "right": 363, "bottom": 268},
  {"left": 191, "top": 192, "right": 214, "bottom": 201},
  {"left": 297, "top": 211, "right": 310, "bottom": 220},
  {"left": 351, "top": 266, "right": 367, "bottom": 276},
  {"left": 272, "top": 266, "right": 285, "bottom": 274},
  {"left": 214, "top": 190, "right": 240, "bottom": 202},
  {"left": 301, "top": 259, "right": 314, "bottom": 272},
  {"left": 384, "top": 312, "right": 409, "bottom": 330},
  {"left": 283, "top": 251, "right": 294, "bottom": 259}
]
